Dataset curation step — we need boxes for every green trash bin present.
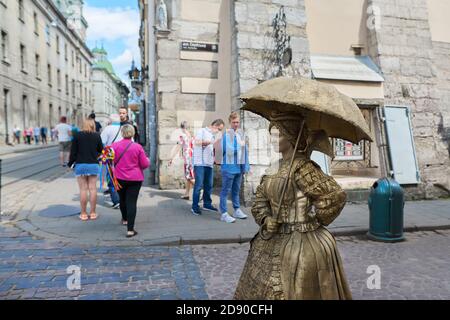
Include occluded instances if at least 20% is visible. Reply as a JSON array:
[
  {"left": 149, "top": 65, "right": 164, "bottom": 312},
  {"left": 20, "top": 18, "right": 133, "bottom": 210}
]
[{"left": 367, "top": 177, "right": 405, "bottom": 242}]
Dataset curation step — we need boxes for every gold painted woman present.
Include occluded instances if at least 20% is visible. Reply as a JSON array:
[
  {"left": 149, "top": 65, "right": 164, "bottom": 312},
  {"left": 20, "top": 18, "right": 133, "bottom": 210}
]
[
  {"left": 232, "top": 77, "right": 375, "bottom": 300},
  {"left": 234, "top": 114, "right": 352, "bottom": 300}
]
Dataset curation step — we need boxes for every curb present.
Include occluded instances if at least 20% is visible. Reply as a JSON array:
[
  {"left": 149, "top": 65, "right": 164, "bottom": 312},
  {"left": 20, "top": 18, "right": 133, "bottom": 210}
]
[
  {"left": 10, "top": 222, "right": 450, "bottom": 247},
  {"left": 9, "top": 174, "right": 450, "bottom": 247},
  {"left": 148, "top": 225, "right": 450, "bottom": 246},
  {"left": 0, "top": 144, "right": 58, "bottom": 156}
]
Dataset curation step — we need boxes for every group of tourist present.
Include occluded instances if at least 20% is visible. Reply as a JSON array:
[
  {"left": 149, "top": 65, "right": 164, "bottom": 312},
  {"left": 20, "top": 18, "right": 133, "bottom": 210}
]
[
  {"left": 12, "top": 125, "right": 49, "bottom": 145},
  {"left": 169, "top": 112, "right": 250, "bottom": 224},
  {"left": 59, "top": 106, "right": 250, "bottom": 240},
  {"left": 65, "top": 107, "right": 146, "bottom": 238}
]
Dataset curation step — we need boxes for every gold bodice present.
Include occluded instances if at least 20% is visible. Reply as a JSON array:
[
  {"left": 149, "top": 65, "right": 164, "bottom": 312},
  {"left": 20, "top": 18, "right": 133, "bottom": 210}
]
[
  {"left": 251, "top": 154, "right": 347, "bottom": 232},
  {"left": 262, "top": 158, "right": 319, "bottom": 231}
]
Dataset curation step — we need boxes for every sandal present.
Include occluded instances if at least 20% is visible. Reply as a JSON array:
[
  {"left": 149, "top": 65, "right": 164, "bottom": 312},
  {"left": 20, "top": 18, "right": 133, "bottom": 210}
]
[
  {"left": 79, "top": 213, "right": 89, "bottom": 221},
  {"left": 89, "top": 212, "right": 98, "bottom": 220},
  {"left": 126, "top": 231, "right": 138, "bottom": 238}
]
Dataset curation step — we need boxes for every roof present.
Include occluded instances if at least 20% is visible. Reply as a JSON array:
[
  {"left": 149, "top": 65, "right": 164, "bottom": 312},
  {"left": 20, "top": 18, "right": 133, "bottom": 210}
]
[
  {"left": 311, "top": 55, "right": 384, "bottom": 82},
  {"left": 93, "top": 60, "right": 116, "bottom": 77},
  {"left": 92, "top": 47, "right": 108, "bottom": 55}
]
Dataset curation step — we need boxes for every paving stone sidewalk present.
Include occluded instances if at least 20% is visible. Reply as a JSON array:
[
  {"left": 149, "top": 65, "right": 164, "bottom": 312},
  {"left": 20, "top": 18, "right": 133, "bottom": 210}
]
[
  {"left": 193, "top": 230, "right": 450, "bottom": 300},
  {"left": 1, "top": 223, "right": 449, "bottom": 300},
  {"left": 0, "top": 224, "right": 208, "bottom": 300},
  {"left": 10, "top": 172, "right": 450, "bottom": 246}
]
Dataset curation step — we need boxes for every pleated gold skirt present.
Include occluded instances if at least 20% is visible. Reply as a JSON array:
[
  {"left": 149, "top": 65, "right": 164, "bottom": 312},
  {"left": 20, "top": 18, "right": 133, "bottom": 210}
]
[{"left": 234, "top": 226, "right": 352, "bottom": 300}]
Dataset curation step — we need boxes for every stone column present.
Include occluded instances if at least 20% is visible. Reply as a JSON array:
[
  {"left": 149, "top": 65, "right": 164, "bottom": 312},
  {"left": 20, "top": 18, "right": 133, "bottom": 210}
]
[
  {"left": 156, "top": 0, "right": 221, "bottom": 189},
  {"left": 232, "top": 0, "right": 312, "bottom": 205},
  {"left": 366, "top": 0, "right": 450, "bottom": 198}
]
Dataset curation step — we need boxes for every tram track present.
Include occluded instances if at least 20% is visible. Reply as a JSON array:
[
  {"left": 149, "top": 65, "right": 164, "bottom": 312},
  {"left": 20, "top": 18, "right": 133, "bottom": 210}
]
[{"left": 0, "top": 146, "right": 63, "bottom": 188}]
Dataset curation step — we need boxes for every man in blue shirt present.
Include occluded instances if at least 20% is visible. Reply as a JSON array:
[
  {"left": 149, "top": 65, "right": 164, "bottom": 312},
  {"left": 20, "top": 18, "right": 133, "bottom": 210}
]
[{"left": 218, "top": 112, "right": 250, "bottom": 223}]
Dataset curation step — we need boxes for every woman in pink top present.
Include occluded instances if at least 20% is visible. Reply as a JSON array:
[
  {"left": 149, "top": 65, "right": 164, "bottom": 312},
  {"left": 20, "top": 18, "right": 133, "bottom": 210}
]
[{"left": 112, "top": 125, "right": 150, "bottom": 238}]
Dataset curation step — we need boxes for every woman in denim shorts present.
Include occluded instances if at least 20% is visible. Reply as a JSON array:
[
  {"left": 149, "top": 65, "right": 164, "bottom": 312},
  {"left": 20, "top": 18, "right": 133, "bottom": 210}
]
[{"left": 68, "top": 118, "right": 103, "bottom": 221}]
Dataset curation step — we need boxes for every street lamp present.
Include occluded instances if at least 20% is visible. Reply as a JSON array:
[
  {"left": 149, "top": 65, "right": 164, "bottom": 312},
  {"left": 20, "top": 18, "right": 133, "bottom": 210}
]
[{"left": 129, "top": 66, "right": 140, "bottom": 80}]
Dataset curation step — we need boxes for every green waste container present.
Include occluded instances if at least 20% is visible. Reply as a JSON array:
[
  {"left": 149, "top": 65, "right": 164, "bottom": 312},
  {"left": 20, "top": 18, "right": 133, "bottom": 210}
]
[{"left": 367, "top": 177, "right": 405, "bottom": 242}]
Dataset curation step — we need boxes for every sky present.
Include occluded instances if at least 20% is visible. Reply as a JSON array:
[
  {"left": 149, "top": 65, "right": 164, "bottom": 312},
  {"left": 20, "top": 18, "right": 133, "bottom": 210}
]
[{"left": 84, "top": 0, "right": 140, "bottom": 85}]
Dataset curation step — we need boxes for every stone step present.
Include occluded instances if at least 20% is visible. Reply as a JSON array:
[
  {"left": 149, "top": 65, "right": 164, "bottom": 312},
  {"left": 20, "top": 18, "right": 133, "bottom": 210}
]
[
  {"left": 344, "top": 188, "right": 371, "bottom": 203},
  {"left": 335, "top": 175, "right": 376, "bottom": 203}
]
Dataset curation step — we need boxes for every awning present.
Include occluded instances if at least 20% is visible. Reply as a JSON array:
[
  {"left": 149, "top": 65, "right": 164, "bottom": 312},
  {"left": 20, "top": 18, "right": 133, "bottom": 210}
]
[{"left": 311, "top": 55, "right": 384, "bottom": 82}]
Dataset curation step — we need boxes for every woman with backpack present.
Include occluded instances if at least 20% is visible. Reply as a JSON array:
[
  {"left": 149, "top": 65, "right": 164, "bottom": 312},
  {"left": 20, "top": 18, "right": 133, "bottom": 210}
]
[{"left": 112, "top": 125, "right": 150, "bottom": 238}]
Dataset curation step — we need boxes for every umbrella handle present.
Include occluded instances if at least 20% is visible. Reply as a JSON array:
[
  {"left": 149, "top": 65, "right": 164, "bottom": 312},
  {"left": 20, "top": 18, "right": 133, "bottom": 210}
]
[{"left": 259, "top": 120, "right": 305, "bottom": 241}]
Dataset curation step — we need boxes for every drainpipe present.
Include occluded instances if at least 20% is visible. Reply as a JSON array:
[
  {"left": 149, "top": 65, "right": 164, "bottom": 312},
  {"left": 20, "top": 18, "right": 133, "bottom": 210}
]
[{"left": 147, "top": 0, "right": 157, "bottom": 185}]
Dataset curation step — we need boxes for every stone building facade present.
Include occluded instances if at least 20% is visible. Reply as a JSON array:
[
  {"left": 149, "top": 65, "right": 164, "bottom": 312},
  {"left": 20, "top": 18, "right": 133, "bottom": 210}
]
[
  {"left": 0, "top": 0, "right": 93, "bottom": 145},
  {"left": 363, "top": 0, "right": 450, "bottom": 198},
  {"left": 138, "top": 0, "right": 450, "bottom": 201}
]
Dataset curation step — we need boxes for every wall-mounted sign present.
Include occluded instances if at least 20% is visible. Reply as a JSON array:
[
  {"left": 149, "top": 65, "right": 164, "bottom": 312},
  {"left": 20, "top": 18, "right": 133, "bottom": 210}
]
[{"left": 181, "top": 41, "right": 219, "bottom": 53}]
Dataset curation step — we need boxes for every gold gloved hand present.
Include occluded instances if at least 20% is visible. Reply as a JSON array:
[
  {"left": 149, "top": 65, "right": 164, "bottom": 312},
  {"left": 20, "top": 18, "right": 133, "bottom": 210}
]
[{"left": 263, "top": 216, "right": 280, "bottom": 234}]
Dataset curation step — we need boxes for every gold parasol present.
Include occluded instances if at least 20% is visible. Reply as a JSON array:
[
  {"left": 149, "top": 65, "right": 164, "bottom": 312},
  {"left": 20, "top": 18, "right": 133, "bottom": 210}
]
[
  {"left": 240, "top": 77, "right": 373, "bottom": 240},
  {"left": 307, "top": 130, "right": 334, "bottom": 158},
  {"left": 240, "top": 77, "right": 373, "bottom": 144}
]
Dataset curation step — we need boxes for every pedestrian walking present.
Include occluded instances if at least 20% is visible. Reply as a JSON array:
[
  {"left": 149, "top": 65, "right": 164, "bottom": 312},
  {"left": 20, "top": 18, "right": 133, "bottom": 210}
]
[
  {"left": 111, "top": 124, "right": 150, "bottom": 238},
  {"left": 55, "top": 116, "right": 72, "bottom": 166},
  {"left": 71, "top": 124, "right": 79, "bottom": 140},
  {"left": 119, "top": 107, "right": 140, "bottom": 142},
  {"left": 25, "top": 127, "right": 33, "bottom": 145},
  {"left": 217, "top": 112, "right": 250, "bottom": 223},
  {"left": 68, "top": 118, "right": 103, "bottom": 221},
  {"left": 191, "top": 119, "right": 225, "bottom": 216},
  {"left": 40, "top": 126, "right": 48, "bottom": 145},
  {"left": 169, "top": 121, "right": 195, "bottom": 200},
  {"left": 22, "top": 129, "right": 27, "bottom": 144},
  {"left": 33, "top": 126, "right": 41, "bottom": 145},
  {"left": 101, "top": 114, "right": 123, "bottom": 209},
  {"left": 89, "top": 113, "right": 102, "bottom": 133},
  {"left": 119, "top": 106, "right": 129, "bottom": 125},
  {"left": 50, "top": 127, "right": 56, "bottom": 142},
  {"left": 13, "top": 125, "right": 21, "bottom": 145}
]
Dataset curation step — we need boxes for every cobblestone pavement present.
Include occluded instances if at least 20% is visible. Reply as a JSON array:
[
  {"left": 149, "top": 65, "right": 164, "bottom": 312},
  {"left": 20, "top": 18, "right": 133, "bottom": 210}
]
[
  {"left": 192, "top": 230, "right": 450, "bottom": 300},
  {"left": 0, "top": 225, "right": 208, "bottom": 300},
  {"left": 1, "top": 147, "right": 66, "bottom": 221},
  {"left": 1, "top": 222, "right": 449, "bottom": 300}
]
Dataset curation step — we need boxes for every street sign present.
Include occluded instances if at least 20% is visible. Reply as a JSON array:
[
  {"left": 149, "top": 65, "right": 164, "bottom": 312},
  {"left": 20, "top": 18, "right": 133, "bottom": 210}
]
[{"left": 181, "top": 41, "right": 219, "bottom": 53}]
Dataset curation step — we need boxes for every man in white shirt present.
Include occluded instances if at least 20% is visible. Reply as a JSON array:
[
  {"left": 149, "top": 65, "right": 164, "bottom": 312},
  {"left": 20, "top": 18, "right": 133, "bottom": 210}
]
[
  {"left": 191, "top": 119, "right": 225, "bottom": 216},
  {"left": 55, "top": 116, "right": 72, "bottom": 167},
  {"left": 100, "top": 114, "right": 122, "bottom": 209},
  {"left": 101, "top": 114, "right": 122, "bottom": 146}
]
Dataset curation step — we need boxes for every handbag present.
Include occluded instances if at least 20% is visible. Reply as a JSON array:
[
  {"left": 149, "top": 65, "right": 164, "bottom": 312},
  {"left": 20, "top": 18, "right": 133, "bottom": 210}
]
[
  {"left": 115, "top": 142, "right": 134, "bottom": 166},
  {"left": 111, "top": 125, "right": 122, "bottom": 144}
]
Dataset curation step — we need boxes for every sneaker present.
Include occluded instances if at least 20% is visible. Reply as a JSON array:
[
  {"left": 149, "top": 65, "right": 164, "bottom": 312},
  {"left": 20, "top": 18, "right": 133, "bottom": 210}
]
[
  {"left": 191, "top": 208, "right": 202, "bottom": 216},
  {"left": 104, "top": 200, "right": 114, "bottom": 207},
  {"left": 221, "top": 213, "right": 236, "bottom": 223},
  {"left": 233, "top": 208, "right": 248, "bottom": 219},
  {"left": 203, "top": 205, "right": 219, "bottom": 212},
  {"left": 112, "top": 203, "right": 120, "bottom": 209}
]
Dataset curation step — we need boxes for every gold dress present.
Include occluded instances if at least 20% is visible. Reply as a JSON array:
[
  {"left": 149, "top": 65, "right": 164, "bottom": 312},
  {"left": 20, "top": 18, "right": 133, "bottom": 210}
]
[{"left": 234, "top": 154, "right": 352, "bottom": 300}]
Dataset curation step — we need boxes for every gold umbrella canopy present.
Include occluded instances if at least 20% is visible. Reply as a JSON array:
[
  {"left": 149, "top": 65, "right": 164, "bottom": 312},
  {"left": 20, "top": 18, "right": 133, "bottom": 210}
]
[{"left": 240, "top": 77, "right": 374, "bottom": 144}]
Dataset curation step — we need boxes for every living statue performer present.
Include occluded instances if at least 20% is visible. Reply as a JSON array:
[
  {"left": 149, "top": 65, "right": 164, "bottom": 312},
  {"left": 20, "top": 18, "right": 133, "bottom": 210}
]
[{"left": 234, "top": 113, "right": 352, "bottom": 300}]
